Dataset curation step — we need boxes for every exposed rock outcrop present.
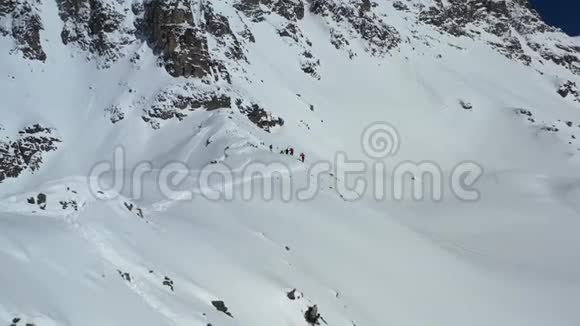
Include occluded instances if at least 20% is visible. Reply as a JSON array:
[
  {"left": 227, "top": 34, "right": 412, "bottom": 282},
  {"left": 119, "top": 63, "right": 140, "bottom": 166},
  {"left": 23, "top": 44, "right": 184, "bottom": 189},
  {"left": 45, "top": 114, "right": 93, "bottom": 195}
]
[
  {"left": 235, "top": 0, "right": 305, "bottom": 22},
  {"left": 532, "top": 42, "right": 580, "bottom": 75},
  {"left": 558, "top": 80, "right": 580, "bottom": 102},
  {"left": 140, "top": 0, "right": 218, "bottom": 79},
  {"left": 419, "top": 0, "right": 534, "bottom": 64},
  {"left": 56, "top": 0, "right": 135, "bottom": 66},
  {"left": 105, "top": 105, "right": 125, "bottom": 124},
  {"left": 0, "top": 0, "right": 46, "bottom": 61},
  {"left": 272, "top": 0, "right": 305, "bottom": 21},
  {"left": 235, "top": 98, "right": 285, "bottom": 132},
  {"left": 300, "top": 50, "right": 321, "bottom": 79},
  {"left": 310, "top": 0, "right": 401, "bottom": 57},
  {"left": 142, "top": 83, "right": 232, "bottom": 129},
  {"left": 417, "top": 0, "right": 580, "bottom": 73},
  {"left": 202, "top": 2, "right": 246, "bottom": 63},
  {"left": 277, "top": 22, "right": 320, "bottom": 78},
  {"left": 0, "top": 124, "right": 61, "bottom": 183},
  {"left": 137, "top": 0, "right": 253, "bottom": 81},
  {"left": 211, "top": 300, "right": 233, "bottom": 318},
  {"left": 305, "top": 305, "right": 322, "bottom": 325}
]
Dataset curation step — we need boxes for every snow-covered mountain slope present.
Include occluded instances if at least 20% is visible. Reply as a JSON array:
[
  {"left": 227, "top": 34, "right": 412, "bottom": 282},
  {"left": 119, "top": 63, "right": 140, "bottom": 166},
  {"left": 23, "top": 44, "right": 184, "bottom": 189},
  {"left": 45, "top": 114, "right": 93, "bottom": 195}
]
[{"left": 1, "top": 0, "right": 580, "bottom": 325}]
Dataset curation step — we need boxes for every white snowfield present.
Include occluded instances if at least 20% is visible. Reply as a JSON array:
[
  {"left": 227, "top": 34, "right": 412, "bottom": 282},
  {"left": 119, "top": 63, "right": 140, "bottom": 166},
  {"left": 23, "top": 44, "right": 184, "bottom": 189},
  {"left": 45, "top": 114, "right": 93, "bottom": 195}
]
[{"left": 1, "top": 0, "right": 580, "bottom": 326}]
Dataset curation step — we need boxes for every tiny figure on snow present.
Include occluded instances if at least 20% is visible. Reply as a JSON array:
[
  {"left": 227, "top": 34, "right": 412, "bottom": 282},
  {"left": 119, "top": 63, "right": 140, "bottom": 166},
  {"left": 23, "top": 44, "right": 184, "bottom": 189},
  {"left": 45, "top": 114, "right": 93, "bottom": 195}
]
[
  {"left": 289, "top": 148, "right": 294, "bottom": 156},
  {"left": 269, "top": 144, "right": 273, "bottom": 152},
  {"left": 299, "top": 152, "right": 305, "bottom": 162},
  {"left": 285, "top": 148, "right": 289, "bottom": 155},
  {"left": 305, "top": 305, "right": 321, "bottom": 325}
]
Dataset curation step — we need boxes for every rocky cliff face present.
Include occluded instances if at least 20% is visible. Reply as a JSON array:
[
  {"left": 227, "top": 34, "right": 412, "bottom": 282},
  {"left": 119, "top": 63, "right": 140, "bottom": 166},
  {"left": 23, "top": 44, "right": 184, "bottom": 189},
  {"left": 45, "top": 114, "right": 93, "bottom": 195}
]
[
  {"left": 3, "top": 0, "right": 578, "bottom": 75},
  {"left": 141, "top": 82, "right": 232, "bottom": 129},
  {"left": 414, "top": 0, "right": 580, "bottom": 73},
  {"left": 235, "top": 0, "right": 305, "bottom": 22},
  {"left": 311, "top": 0, "right": 400, "bottom": 57},
  {"left": 56, "top": 0, "right": 135, "bottom": 66},
  {"left": 140, "top": 0, "right": 214, "bottom": 79},
  {"left": 0, "top": 0, "right": 46, "bottom": 61},
  {"left": 0, "top": 124, "right": 60, "bottom": 183}
]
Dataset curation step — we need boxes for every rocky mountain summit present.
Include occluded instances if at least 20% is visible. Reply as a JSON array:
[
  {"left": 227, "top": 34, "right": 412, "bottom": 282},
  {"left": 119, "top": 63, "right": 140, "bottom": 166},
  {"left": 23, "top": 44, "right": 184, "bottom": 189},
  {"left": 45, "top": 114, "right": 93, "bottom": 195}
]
[
  {"left": 410, "top": 0, "right": 580, "bottom": 72},
  {"left": 2, "top": 0, "right": 579, "bottom": 81},
  {"left": 3, "top": 0, "right": 578, "bottom": 72}
]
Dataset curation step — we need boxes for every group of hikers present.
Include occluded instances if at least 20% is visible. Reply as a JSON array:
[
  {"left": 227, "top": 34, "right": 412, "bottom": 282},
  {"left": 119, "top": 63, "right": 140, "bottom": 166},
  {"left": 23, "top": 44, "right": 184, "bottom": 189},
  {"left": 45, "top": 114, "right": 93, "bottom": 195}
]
[{"left": 269, "top": 144, "right": 305, "bottom": 162}]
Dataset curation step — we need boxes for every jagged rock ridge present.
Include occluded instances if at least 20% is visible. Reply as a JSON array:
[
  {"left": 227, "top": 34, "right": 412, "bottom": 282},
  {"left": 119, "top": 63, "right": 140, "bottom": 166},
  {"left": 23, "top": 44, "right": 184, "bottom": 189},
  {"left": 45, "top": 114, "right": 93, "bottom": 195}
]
[{"left": 415, "top": 0, "right": 580, "bottom": 73}]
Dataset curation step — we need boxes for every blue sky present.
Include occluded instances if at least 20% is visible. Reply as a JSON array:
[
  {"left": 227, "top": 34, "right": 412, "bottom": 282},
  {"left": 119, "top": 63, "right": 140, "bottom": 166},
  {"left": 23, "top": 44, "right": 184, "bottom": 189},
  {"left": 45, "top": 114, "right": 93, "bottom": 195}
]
[{"left": 530, "top": 0, "right": 580, "bottom": 36}]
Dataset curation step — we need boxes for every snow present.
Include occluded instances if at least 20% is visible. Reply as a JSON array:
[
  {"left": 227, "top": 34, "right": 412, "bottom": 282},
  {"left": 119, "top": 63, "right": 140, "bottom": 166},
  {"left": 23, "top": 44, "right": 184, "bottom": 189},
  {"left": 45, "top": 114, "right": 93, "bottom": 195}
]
[{"left": 1, "top": 0, "right": 580, "bottom": 325}]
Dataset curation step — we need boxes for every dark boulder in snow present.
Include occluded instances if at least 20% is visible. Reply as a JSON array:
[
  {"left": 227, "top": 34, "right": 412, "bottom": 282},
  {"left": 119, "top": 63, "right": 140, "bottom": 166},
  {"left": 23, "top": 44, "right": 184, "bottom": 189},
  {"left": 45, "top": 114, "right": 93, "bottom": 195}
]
[
  {"left": 162, "top": 276, "right": 174, "bottom": 291},
  {"left": 305, "top": 304, "right": 323, "bottom": 325},
  {"left": 558, "top": 81, "right": 580, "bottom": 102},
  {"left": 117, "top": 270, "right": 132, "bottom": 282},
  {"left": 287, "top": 288, "right": 300, "bottom": 300},
  {"left": 459, "top": 100, "right": 473, "bottom": 110},
  {"left": 60, "top": 200, "right": 78, "bottom": 211},
  {"left": 211, "top": 300, "right": 233, "bottom": 318},
  {"left": 105, "top": 105, "right": 125, "bottom": 124}
]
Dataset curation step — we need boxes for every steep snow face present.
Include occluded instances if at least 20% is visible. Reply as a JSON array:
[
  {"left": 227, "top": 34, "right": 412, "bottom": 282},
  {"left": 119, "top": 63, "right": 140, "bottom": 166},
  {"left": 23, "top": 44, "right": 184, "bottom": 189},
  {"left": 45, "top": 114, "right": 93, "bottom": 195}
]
[{"left": 2, "top": 1, "right": 580, "bottom": 326}]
